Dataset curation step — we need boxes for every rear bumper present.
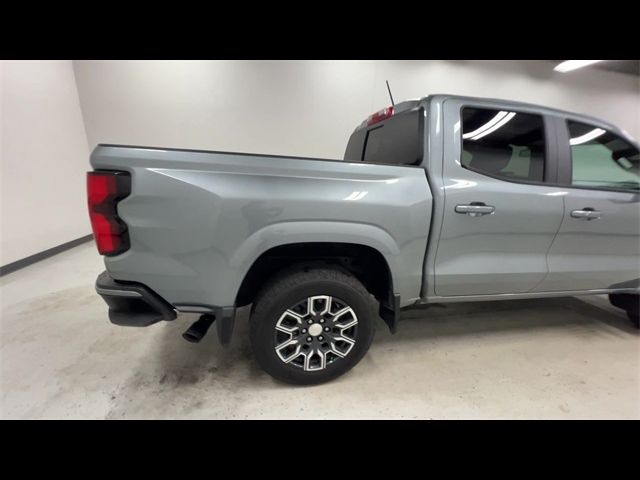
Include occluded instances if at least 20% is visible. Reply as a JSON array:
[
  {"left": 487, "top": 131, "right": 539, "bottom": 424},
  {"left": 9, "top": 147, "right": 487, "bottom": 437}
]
[
  {"left": 95, "top": 271, "right": 236, "bottom": 344},
  {"left": 95, "top": 271, "right": 177, "bottom": 326}
]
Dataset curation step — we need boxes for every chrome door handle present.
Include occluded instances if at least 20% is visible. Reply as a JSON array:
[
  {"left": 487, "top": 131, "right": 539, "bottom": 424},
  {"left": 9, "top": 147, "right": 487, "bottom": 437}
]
[
  {"left": 455, "top": 204, "right": 495, "bottom": 217},
  {"left": 570, "top": 208, "right": 602, "bottom": 220}
]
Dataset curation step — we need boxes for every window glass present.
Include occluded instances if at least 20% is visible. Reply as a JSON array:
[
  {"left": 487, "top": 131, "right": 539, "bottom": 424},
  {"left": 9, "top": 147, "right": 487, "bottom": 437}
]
[
  {"left": 362, "top": 109, "right": 423, "bottom": 164},
  {"left": 461, "top": 108, "right": 546, "bottom": 182},
  {"left": 344, "top": 127, "right": 367, "bottom": 162},
  {"left": 568, "top": 121, "right": 639, "bottom": 191}
]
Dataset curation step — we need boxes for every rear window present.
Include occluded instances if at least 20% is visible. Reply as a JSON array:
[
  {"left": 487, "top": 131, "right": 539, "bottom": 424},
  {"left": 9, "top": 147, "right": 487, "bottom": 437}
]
[
  {"left": 344, "top": 127, "right": 367, "bottom": 162},
  {"left": 344, "top": 108, "right": 424, "bottom": 165}
]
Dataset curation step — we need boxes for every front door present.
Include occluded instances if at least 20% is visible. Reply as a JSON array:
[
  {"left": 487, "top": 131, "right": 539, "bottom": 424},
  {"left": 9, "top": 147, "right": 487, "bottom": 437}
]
[
  {"left": 536, "top": 118, "right": 640, "bottom": 292},
  {"left": 434, "top": 100, "right": 564, "bottom": 296}
]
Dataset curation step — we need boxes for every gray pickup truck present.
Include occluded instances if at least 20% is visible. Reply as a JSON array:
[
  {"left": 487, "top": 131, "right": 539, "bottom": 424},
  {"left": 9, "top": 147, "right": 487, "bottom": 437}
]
[{"left": 88, "top": 94, "right": 640, "bottom": 384}]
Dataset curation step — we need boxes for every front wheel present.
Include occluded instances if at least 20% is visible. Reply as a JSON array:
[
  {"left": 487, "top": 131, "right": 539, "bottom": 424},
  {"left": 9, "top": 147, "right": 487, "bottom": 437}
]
[
  {"left": 609, "top": 293, "right": 640, "bottom": 329},
  {"left": 249, "top": 266, "right": 377, "bottom": 385}
]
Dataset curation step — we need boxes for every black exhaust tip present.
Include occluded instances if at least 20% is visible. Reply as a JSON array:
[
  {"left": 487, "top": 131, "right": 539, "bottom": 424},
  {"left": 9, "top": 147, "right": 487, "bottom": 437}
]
[{"left": 182, "top": 314, "right": 216, "bottom": 343}]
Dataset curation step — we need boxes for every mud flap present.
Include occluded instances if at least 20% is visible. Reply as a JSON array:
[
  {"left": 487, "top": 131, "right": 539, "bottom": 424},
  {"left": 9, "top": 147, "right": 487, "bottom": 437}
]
[
  {"left": 379, "top": 294, "right": 400, "bottom": 334},
  {"left": 216, "top": 306, "right": 236, "bottom": 346}
]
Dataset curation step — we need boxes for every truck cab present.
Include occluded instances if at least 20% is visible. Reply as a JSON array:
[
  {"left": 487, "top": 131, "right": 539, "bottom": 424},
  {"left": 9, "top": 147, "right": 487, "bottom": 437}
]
[{"left": 344, "top": 94, "right": 639, "bottom": 300}]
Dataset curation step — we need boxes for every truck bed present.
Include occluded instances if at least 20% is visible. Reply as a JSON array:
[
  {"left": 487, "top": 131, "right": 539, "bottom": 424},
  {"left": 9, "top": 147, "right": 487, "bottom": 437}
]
[{"left": 91, "top": 144, "right": 433, "bottom": 311}]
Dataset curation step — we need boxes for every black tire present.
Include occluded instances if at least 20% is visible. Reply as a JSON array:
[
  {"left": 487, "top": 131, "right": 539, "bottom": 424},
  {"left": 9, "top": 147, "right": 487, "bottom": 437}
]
[
  {"left": 249, "top": 265, "right": 377, "bottom": 385},
  {"left": 609, "top": 293, "right": 640, "bottom": 329}
]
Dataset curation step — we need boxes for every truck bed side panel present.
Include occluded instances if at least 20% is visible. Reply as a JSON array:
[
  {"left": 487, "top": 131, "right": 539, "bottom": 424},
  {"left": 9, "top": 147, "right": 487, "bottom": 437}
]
[{"left": 90, "top": 146, "right": 432, "bottom": 309}]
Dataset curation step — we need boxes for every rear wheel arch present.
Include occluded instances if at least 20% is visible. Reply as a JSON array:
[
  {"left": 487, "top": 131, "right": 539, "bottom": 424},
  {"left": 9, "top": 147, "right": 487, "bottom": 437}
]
[{"left": 235, "top": 242, "right": 395, "bottom": 316}]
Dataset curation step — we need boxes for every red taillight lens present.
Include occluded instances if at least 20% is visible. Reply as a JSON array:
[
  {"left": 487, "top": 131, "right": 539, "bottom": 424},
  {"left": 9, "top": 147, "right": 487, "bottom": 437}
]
[
  {"left": 87, "top": 171, "right": 131, "bottom": 256},
  {"left": 366, "top": 106, "right": 394, "bottom": 126}
]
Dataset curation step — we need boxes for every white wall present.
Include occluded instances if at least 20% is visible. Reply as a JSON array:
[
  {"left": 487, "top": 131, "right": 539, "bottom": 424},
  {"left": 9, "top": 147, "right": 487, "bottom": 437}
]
[
  {"left": 1, "top": 61, "right": 90, "bottom": 266},
  {"left": 1, "top": 60, "right": 638, "bottom": 266},
  {"left": 73, "top": 60, "right": 640, "bottom": 160}
]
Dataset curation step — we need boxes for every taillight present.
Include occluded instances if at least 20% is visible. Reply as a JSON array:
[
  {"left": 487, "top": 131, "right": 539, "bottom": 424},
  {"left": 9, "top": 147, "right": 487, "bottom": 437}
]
[
  {"left": 366, "top": 106, "right": 394, "bottom": 126},
  {"left": 87, "top": 171, "right": 131, "bottom": 256}
]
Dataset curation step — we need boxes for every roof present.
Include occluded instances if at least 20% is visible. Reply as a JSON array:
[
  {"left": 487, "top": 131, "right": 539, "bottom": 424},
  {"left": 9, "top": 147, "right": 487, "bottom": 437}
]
[{"left": 356, "top": 93, "right": 635, "bottom": 143}]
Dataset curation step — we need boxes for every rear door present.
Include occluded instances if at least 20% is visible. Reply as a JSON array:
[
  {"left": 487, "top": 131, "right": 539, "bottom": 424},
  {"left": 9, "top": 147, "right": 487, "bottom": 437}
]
[
  {"left": 434, "top": 99, "right": 565, "bottom": 296},
  {"left": 535, "top": 118, "right": 640, "bottom": 291}
]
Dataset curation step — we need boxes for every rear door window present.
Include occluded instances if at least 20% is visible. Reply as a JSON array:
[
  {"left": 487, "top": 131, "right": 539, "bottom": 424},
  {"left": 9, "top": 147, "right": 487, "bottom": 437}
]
[{"left": 461, "top": 107, "right": 546, "bottom": 183}]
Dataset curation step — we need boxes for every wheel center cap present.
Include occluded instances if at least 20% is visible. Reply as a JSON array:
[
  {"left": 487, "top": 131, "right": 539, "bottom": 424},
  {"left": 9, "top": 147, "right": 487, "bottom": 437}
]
[{"left": 308, "top": 323, "right": 323, "bottom": 337}]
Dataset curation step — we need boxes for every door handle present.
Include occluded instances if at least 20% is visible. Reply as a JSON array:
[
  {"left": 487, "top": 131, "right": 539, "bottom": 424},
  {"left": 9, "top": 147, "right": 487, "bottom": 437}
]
[
  {"left": 455, "top": 203, "right": 495, "bottom": 217},
  {"left": 570, "top": 208, "right": 602, "bottom": 220}
]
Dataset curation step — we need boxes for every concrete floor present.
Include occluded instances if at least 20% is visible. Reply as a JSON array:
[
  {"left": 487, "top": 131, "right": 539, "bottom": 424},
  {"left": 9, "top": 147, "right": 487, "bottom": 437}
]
[{"left": 1, "top": 242, "right": 638, "bottom": 419}]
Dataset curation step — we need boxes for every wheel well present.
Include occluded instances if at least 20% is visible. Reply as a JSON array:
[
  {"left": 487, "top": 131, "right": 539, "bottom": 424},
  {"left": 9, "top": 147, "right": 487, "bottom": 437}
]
[{"left": 235, "top": 243, "right": 393, "bottom": 309}]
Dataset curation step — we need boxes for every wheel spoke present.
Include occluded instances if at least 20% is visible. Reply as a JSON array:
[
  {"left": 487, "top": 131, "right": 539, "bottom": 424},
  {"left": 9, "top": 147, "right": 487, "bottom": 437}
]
[
  {"left": 332, "top": 306, "right": 351, "bottom": 319},
  {"left": 336, "top": 317, "right": 357, "bottom": 330},
  {"left": 336, "top": 334, "right": 355, "bottom": 345},
  {"left": 276, "top": 309, "right": 304, "bottom": 333},
  {"left": 283, "top": 349, "right": 304, "bottom": 364},
  {"left": 328, "top": 342, "right": 346, "bottom": 358},
  {"left": 304, "top": 348, "right": 326, "bottom": 371},
  {"left": 285, "top": 309, "right": 303, "bottom": 319},
  {"left": 332, "top": 307, "right": 357, "bottom": 330},
  {"left": 275, "top": 324, "right": 295, "bottom": 334},
  {"left": 309, "top": 295, "right": 332, "bottom": 316},
  {"left": 330, "top": 333, "right": 355, "bottom": 357},
  {"left": 275, "top": 338, "right": 303, "bottom": 363},
  {"left": 275, "top": 337, "right": 298, "bottom": 351}
]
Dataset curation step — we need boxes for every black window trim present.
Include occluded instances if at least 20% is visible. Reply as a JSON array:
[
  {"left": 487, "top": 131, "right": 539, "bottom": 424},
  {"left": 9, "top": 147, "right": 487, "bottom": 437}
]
[
  {"left": 361, "top": 124, "right": 384, "bottom": 161},
  {"left": 457, "top": 104, "right": 559, "bottom": 188},
  {"left": 556, "top": 116, "right": 640, "bottom": 195}
]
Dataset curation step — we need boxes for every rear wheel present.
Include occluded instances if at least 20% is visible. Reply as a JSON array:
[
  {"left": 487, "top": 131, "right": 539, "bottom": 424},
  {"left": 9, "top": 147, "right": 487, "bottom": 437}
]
[{"left": 249, "top": 266, "right": 376, "bottom": 385}]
